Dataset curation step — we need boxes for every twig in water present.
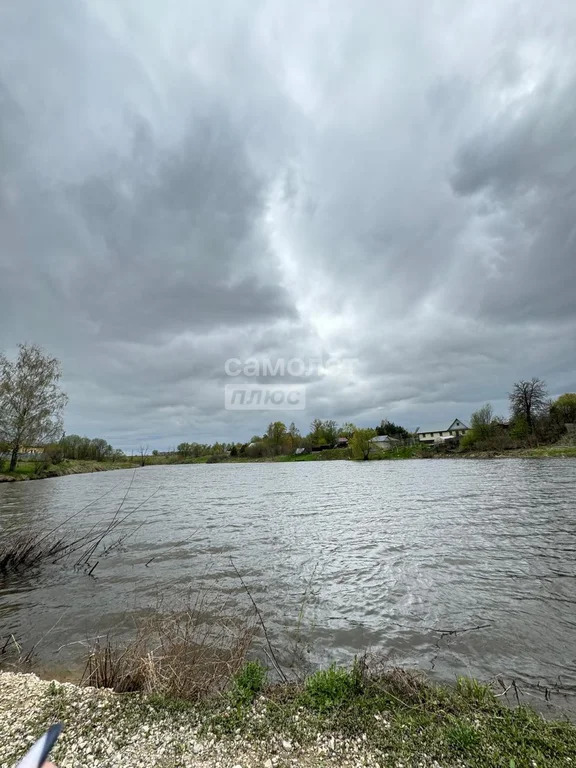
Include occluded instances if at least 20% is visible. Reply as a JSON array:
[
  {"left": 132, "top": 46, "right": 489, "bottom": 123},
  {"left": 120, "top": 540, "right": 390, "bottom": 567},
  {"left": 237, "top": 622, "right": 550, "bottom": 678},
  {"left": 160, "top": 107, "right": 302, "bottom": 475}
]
[
  {"left": 430, "top": 623, "right": 492, "bottom": 636},
  {"left": 22, "top": 612, "right": 67, "bottom": 664},
  {"left": 229, "top": 556, "right": 288, "bottom": 683}
]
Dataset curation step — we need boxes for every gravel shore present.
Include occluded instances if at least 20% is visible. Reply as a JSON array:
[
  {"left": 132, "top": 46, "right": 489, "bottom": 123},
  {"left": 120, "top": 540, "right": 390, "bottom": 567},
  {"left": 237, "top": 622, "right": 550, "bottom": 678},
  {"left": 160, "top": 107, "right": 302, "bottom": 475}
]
[
  {"left": 0, "top": 672, "right": 402, "bottom": 768},
  {"left": 2, "top": 671, "right": 575, "bottom": 768}
]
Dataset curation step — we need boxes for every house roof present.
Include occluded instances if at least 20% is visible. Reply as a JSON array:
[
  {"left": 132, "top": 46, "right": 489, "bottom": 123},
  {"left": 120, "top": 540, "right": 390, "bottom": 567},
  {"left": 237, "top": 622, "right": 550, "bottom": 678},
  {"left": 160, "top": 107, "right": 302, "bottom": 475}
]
[
  {"left": 370, "top": 435, "right": 398, "bottom": 443},
  {"left": 447, "top": 418, "right": 469, "bottom": 430},
  {"left": 417, "top": 419, "right": 469, "bottom": 434}
]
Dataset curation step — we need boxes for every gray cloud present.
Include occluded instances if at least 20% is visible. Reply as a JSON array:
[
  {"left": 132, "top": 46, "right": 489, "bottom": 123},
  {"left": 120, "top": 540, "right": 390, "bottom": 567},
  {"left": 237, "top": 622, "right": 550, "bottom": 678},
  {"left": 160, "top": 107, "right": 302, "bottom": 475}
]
[
  {"left": 1, "top": 0, "right": 575, "bottom": 449},
  {"left": 451, "top": 75, "right": 576, "bottom": 324}
]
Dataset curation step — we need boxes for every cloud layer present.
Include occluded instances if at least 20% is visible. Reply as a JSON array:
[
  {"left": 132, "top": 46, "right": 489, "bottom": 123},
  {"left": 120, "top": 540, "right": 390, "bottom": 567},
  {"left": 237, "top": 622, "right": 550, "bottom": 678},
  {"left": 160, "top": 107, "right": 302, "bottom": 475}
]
[{"left": 1, "top": 0, "right": 575, "bottom": 448}]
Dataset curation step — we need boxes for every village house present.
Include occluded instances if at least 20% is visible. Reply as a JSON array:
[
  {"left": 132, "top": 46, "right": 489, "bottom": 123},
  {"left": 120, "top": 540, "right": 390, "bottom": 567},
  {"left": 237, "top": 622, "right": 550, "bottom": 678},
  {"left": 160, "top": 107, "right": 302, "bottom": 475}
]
[{"left": 416, "top": 418, "right": 469, "bottom": 444}]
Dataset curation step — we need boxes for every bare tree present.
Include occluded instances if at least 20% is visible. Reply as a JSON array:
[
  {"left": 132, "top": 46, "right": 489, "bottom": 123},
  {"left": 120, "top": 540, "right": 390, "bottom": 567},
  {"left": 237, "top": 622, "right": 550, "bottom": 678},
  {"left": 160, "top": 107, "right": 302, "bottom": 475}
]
[
  {"left": 139, "top": 445, "right": 149, "bottom": 467},
  {"left": 0, "top": 343, "right": 68, "bottom": 471},
  {"left": 509, "top": 378, "right": 548, "bottom": 433}
]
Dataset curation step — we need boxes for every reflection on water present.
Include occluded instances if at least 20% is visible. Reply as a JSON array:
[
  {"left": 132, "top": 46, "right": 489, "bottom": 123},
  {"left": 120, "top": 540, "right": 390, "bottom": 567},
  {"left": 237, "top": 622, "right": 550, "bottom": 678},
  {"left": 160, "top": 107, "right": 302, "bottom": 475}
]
[{"left": 1, "top": 459, "right": 576, "bottom": 715}]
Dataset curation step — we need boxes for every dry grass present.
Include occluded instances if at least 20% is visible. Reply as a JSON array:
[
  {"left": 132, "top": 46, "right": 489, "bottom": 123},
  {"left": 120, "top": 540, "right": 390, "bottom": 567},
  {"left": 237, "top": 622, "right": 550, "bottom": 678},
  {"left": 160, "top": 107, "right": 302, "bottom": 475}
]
[{"left": 82, "top": 595, "right": 257, "bottom": 701}]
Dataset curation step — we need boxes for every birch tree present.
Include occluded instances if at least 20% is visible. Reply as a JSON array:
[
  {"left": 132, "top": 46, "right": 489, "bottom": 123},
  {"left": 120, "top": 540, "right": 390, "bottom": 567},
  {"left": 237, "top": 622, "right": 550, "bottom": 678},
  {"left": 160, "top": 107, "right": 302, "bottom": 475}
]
[{"left": 0, "top": 343, "right": 68, "bottom": 471}]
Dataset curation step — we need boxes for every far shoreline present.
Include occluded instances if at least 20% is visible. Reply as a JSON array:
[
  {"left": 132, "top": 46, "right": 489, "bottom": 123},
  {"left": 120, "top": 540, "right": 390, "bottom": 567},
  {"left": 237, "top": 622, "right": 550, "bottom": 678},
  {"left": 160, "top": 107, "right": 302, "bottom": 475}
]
[{"left": 2, "top": 445, "right": 576, "bottom": 483}]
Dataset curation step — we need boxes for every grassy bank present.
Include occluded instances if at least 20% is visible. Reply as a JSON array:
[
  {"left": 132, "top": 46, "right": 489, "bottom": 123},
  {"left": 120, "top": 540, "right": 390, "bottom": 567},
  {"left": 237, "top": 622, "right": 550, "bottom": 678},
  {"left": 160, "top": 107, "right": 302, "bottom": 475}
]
[
  {"left": 0, "top": 458, "right": 146, "bottom": 482},
  {"left": 3, "top": 444, "right": 576, "bottom": 483},
  {"left": 1, "top": 665, "right": 575, "bottom": 768}
]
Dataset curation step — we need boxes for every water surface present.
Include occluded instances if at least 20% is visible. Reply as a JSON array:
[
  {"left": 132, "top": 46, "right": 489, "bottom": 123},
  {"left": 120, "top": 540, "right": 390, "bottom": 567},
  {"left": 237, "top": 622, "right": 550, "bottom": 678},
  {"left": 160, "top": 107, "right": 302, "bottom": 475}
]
[{"left": 1, "top": 459, "right": 575, "bottom": 715}]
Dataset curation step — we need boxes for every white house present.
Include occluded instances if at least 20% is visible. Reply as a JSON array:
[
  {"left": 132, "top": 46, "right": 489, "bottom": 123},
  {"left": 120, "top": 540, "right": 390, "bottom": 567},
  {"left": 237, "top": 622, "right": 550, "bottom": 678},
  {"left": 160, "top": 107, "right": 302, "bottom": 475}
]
[{"left": 416, "top": 418, "right": 469, "bottom": 444}]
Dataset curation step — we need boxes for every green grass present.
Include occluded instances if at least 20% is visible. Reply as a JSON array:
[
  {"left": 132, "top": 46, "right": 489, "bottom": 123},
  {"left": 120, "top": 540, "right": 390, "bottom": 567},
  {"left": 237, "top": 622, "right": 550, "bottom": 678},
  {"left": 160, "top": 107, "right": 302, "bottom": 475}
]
[
  {"left": 523, "top": 445, "right": 576, "bottom": 458},
  {"left": 230, "top": 660, "right": 268, "bottom": 704},
  {"left": 304, "top": 663, "right": 363, "bottom": 711},
  {"left": 206, "top": 668, "right": 576, "bottom": 766},
  {"left": 0, "top": 458, "right": 140, "bottom": 481},
  {"left": 369, "top": 444, "right": 428, "bottom": 460},
  {"left": 0, "top": 460, "right": 39, "bottom": 476}
]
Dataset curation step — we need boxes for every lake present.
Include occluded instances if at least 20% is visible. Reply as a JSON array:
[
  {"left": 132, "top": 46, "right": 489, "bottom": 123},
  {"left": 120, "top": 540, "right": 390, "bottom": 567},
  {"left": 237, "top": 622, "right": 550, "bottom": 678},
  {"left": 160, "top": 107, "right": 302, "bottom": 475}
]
[{"left": 1, "top": 459, "right": 575, "bottom": 715}]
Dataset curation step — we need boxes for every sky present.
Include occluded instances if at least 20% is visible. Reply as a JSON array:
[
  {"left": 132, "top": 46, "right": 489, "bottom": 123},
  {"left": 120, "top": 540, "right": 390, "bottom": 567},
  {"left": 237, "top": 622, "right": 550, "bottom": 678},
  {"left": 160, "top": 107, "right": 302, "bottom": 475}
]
[{"left": 1, "top": 0, "right": 575, "bottom": 451}]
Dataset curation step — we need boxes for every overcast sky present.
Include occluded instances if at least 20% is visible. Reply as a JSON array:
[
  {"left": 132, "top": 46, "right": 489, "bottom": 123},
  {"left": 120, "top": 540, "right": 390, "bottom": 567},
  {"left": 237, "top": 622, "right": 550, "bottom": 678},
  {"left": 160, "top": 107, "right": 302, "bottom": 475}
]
[{"left": 1, "top": 0, "right": 575, "bottom": 450}]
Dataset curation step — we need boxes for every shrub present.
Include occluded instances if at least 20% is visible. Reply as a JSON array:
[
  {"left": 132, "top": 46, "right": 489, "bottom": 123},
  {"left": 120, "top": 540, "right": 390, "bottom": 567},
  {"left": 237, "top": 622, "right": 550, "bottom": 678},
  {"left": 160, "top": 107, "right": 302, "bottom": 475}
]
[
  {"left": 44, "top": 444, "right": 65, "bottom": 464},
  {"left": 231, "top": 660, "right": 267, "bottom": 704},
  {"left": 305, "top": 664, "right": 362, "bottom": 711},
  {"left": 83, "top": 599, "right": 256, "bottom": 701},
  {"left": 206, "top": 454, "right": 228, "bottom": 464}
]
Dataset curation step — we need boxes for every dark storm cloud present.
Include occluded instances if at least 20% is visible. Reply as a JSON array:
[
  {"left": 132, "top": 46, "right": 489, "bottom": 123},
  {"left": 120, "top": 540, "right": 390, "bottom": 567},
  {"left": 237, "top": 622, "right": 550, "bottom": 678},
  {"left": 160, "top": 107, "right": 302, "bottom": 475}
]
[
  {"left": 452, "top": 75, "right": 576, "bottom": 323},
  {"left": 67, "top": 114, "right": 297, "bottom": 340},
  {"left": 1, "top": 0, "right": 575, "bottom": 448}
]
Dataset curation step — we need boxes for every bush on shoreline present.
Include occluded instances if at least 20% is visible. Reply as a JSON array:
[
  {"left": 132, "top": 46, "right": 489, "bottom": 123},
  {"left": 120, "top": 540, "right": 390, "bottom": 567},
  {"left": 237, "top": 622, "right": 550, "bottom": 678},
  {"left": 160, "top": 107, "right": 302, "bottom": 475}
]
[{"left": 83, "top": 604, "right": 256, "bottom": 701}]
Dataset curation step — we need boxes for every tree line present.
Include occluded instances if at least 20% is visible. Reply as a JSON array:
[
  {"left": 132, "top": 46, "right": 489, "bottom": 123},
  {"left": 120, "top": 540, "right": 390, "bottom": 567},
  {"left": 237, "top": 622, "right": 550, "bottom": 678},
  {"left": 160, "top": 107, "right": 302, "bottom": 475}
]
[
  {"left": 2, "top": 344, "right": 575, "bottom": 471},
  {"left": 462, "top": 379, "right": 576, "bottom": 451},
  {"left": 175, "top": 379, "right": 576, "bottom": 460},
  {"left": 176, "top": 417, "right": 410, "bottom": 460}
]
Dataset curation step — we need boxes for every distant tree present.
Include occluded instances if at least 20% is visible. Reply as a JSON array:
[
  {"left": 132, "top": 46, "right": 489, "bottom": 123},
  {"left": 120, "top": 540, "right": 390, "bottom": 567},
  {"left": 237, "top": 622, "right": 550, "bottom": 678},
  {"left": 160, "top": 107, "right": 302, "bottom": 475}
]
[
  {"left": 509, "top": 378, "right": 548, "bottom": 433},
  {"left": 322, "top": 419, "right": 339, "bottom": 445},
  {"left": 177, "top": 442, "right": 192, "bottom": 457},
  {"left": 0, "top": 343, "right": 68, "bottom": 471},
  {"left": 152, "top": 449, "right": 159, "bottom": 456},
  {"left": 139, "top": 445, "right": 148, "bottom": 467},
  {"left": 350, "top": 428, "right": 377, "bottom": 461},
  {"left": 90, "top": 437, "right": 113, "bottom": 461},
  {"left": 376, "top": 419, "right": 410, "bottom": 439},
  {"left": 58, "top": 434, "right": 114, "bottom": 461},
  {"left": 309, "top": 418, "right": 324, "bottom": 445},
  {"left": 308, "top": 418, "right": 339, "bottom": 446},
  {"left": 551, "top": 393, "right": 576, "bottom": 425},
  {"left": 460, "top": 403, "right": 507, "bottom": 450},
  {"left": 266, "top": 421, "right": 287, "bottom": 452},
  {"left": 339, "top": 422, "right": 357, "bottom": 438},
  {"left": 287, "top": 421, "right": 301, "bottom": 452},
  {"left": 470, "top": 403, "right": 494, "bottom": 441},
  {"left": 230, "top": 444, "right": 238, "bottom": 457}
]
